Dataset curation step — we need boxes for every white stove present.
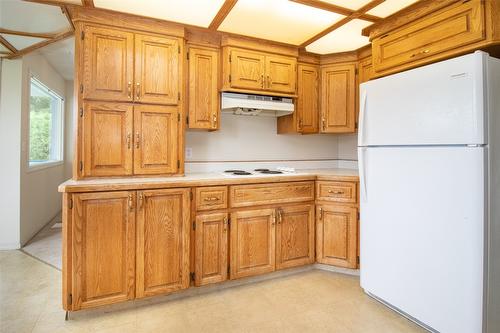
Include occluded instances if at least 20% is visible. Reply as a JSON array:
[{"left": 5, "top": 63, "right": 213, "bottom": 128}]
[{"left": 221, "top": 168, "right": 295, "bottom": 177}]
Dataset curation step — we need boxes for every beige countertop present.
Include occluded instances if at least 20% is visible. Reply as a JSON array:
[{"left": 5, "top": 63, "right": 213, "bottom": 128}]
[{"left": 58, "top": 168, "right": 359, "bottom": 193}]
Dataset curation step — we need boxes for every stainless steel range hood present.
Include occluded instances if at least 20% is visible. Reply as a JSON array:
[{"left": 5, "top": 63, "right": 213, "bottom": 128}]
[{"left": 221, "top": 92, "right": 294, "bottom": 117}]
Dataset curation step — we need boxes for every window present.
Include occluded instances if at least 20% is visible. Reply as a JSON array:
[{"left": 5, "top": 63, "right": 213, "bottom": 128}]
[{"left": 29, "top": 77, "right": 64, "bottom": 167}]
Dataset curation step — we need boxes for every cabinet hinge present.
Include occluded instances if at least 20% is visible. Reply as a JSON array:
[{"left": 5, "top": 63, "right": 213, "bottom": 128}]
[
  {"left": 357, "top": 256, "right": 360, "bottom": 265},
  {"left": 177, "top": 160, "right": 180, "bottom": 169},
  {"left": 68, "top": 198, "right": 73, "bottom": 210},
  {"left": 178, "top": 92, "right": 181, "bottom": 101},
  {"left": 79, "top": 107, "right": 83, "bottom": 117},
  {"left": 190, "top": 272, "right": 195, "bottom": 282},
  {"left": 80, "top": 31, "right": 84, "bottom": 40},
  {"left": 68, "top": 293, "right": 73, "bottom": 305},
  {"left": 186, "top": 115, "right": 189, "bottom": 125},
  {"left": 229, "top": 54, "right": 231, "bottom": 63},
  {"left": 79, "top": 161, "right": 83, "bottom": 172},
  {"left": 177, "top": 113, "right": 181, "bottom": 122},
  {"left": 227, "top": 265, "right": 230, "bottom": 274},
  {"left": 357, "top": 211, "right": 360, "bottom": 220},
  {"left": 227, "top": 218, "right": 231, "bottom": 228},
  {"left": 79, "top": 84, "right": 83, "bottom": 94},
  {"left": 228, "top": 74, "right": 231, "bottom": 83},
  {"left": 190, "top": 191, "right": 193, "bottom": 201},
  {"left": 355, "top": 68, "right": 359, "bottom": 75},
  {"left": 178, "top": 45, "right": 181, "bottom": 54},
  {"left": 192, "top": 221, "right": 196, "bottom": 231},
  {"left": 187, "top": 52, "right": 189, "bottom": 60}
]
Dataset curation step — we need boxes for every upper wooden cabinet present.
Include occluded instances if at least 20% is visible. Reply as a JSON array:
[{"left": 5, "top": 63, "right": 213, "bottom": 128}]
[
  {"left": 71, "top": 191, "right": 136, "bottom": 310},
  {"left": 135, "top": 34, "right": 180, "bottom": 105},
  {"left": 136, "top": 188, "right": 190, "bottom": 298},
  {"left": 223, "top": 47, "right": 297, "bottom": 96},
  {"left": 82, "top": 25, "right": 134, "bottom": 102},
  {"left": 81, "top": 25, "right": 180, "bottom": 105},
  {"left": 230, "top": 208, "right": 276, "bottom": 279},
  {"left": 188, "top": 46, "right": 220, "bottom": 130},
  {"left": 277, "top": 63, "right": 319, "bottom": 134},
  {"left": 320, "top": 63, "right": 356, "bottom": 133}
]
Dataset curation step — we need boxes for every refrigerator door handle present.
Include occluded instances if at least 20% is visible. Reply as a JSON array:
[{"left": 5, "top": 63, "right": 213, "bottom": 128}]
[
  {"left": 358, "top": 90, "right": 368, "bottom": 146},
  {"left": 358, "top": 147, "right": 367, "bottom": 202}
]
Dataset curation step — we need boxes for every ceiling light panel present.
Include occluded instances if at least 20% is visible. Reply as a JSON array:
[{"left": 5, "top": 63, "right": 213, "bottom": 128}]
[
  {"left": 93, "top": 0, "right": 227, "bottom": 27},
  {"left": 218, "top": 0, "right": 345, "bottom": 45},
  {"left": 0, "top": 1, "right": 70, "bottom": 33},
  {"left": 305, "top": 19, "right": 371, "bottom": 54},
  {"left": 366, "top": 0, "right": 419, "bottom": 18},
  {"left": 1, "top": 35, "right": 47, "bottom": 50},
  {"left": 318, "top": 0, "right": 373, "bottom": 11}
]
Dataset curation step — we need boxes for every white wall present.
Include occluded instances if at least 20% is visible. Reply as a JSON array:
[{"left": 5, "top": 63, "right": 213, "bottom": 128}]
[
  {"left": 337, "top": 133, "right": 358, "bottom": 160},
  {"left": 19, "top": 53, "right": 70, "bottom": 246},
  {"left": 0, "top": 59, "right": 23, "bottom": 249}
]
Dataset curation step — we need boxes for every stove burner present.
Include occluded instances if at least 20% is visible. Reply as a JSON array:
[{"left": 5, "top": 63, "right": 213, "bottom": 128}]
[
  {"left": 232, "top": 171, "right": 252, "bottom": 175},
  {"left": 224, "top": 170, "right": 245, "bottom": 173},
  {"left": 260, "top": 170, "right": 283, "bottom": 174},
  {"left": 254, "top": 168, "right": 270, "bottom": 172}
]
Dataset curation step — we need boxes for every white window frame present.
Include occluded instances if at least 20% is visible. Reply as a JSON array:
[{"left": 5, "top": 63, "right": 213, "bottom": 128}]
[{"left": 28, "top": 76, "right": 65, "bottom": 171}]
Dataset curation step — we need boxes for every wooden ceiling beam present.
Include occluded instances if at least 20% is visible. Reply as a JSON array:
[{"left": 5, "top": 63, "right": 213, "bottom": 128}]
[
  {"left": 23, "top": 0, "right": 77, "bottom": 6},
  {"left": 299, "top": 0, "right": 385, "bottom": 47},
  {"left": 208, "top": 0, "right": 238, "bottom": 30},
  {"left": 290, "top": 0, "right": 382, "bottom": 22},
  {"left": 0, "top": 28, "right": 57, "bottom": 39},
  {"left": 7, "top": 29, "right": 74, "bottom": 59},
  {"left": 0, "top": 35, "right": 18, "bottom": 53}
]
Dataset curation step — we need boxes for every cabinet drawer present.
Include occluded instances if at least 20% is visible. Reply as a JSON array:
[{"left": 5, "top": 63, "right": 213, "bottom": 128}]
[
  {"left": 196, "top": 186, "right": 228, "bottom": 211},
  {"left": 372, "top": 0, "right": 485, "bottom": 73},
  {"left": 230, "top": 182, "right": 314, "bottom": 208},
  {"left": 316, "top": 181, "right": 357, "bottom": 204}
]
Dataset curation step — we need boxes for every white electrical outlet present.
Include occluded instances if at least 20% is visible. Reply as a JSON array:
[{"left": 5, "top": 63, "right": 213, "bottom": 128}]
[{"left": 185, "top": 147, "right": 193, "bottom": 159}]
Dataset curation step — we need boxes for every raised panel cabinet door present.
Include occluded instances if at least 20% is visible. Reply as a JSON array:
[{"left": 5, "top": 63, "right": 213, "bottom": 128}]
[
  {"left": 133, "top": 104, "right": 178, "bottom": 175},
  {"left": 230, "top": 209, "right": 276, "bottom": 279},
  {"left": 296, "top": 64, "right": 319, "bottom": 133},
  {"left": 194, "top": 213, "right": 229, "bottom": 286},
  {"left": 276, "top": 204, "right": 315, "bottom": 270},
  {"left": 320, "top": 63, "right": 356, "bottom": 133},
  {"left": 82, "top": 25, "right": 134, "bottom": 102},
  {"left": 135, "top": 34, "right": 180, "bottom": 105},
  {"left": 72, "top": 191, "right": 135, "bottom": 310},
  {"left": 316, "top": 205, "right": 357, "bottom": 268},
  {"left": 136, "top": 188, "right": 190, "bottom": 298},
  {"left": 265, "top": 55, "right": 296, "bottom": 94},
  {"left": 188, "top": 47, "right": 219, "bottom": 129},
  {"left": 230, "top": 49, "right": 265, "bottom": 91},
  {"left": 82, "top": 102, "right": 133, "bottom": 177}
]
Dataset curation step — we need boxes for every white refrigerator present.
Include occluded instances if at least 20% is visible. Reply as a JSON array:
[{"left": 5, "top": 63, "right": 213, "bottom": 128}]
[{"left": 358, "top": 51, "right": 500, "bottom": 333}]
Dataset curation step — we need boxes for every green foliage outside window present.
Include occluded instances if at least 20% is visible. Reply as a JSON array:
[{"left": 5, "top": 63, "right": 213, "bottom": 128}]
[{"left": 29, "top": 95, "right": 52, "bottom": 162}]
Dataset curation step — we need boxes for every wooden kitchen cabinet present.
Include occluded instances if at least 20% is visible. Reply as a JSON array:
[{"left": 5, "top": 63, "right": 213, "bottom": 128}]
[
  {"left": 135, "top": 34, "right": 180, "bottom": 105},
  {"left": 277, "top": 63, "right": 319, "bottom": 134},
  {"left": 188, "top": 46, "right": 220, "bottom": 130},
  {"left": 82, "top": 101, "right": 134, "bottom": 177},
  {"left": 71, "top": 191, "right": 136, "bottom": 310},
  {"left": 194, "top": 212, "right": 229, "bottom": 286},
  {"left": 223, "top": 47, "right": 297, "bottom": 96},
  {"left": 230, "top": 208, "right": 276, "bottom": 279},
  {"left": 320, "top": 63, "right": 356, "bottom": 133},
  {"left": 316, "top": 204, "right": 357, "bottom": 268},
  {"left": 133, "top": 104, "right": 179, "bottom": 175},
  {"left": 136, "top": 188, "right": 190, "bottom": 298},
  {"left": 276, "top": 204, "right": 315, "bottom": 270},
  {"left": 82, "top": 25, "right": 134, "bottom": 102}
]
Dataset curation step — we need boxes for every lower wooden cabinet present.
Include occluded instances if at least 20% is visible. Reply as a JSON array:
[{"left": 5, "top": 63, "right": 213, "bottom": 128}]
[
  {"left": 276, "top": 204, "right": 315, "bottom": 270},
  {"left": 194, "top": 212, "right": 229, "bottom": 286},
  {"left": 136, "top": 188, "right": 190, "bottom": 298},
  {"left": 71, "top": 191, "right": 136, "bottom": 310},
  {"left": 316, "top": 204, "right": 358, "bottom": 268},
  {"left": 230, "top": 208, "right": 276, "bottom": 279}
]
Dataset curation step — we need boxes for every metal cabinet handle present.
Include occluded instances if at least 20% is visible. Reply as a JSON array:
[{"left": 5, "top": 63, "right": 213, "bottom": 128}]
[
  {"left": 204, "top": 197, "right": 219, "bottom": 202},
  {"left": 298, "top": 119, "right": 303, "bottom": 130},
  {"left": 136, "top": 82, "right": 140, "bottom": 100},
  {"left": 410, "top": 49, "right": 430, "bottom": 58},
  {"left": 272, "top": 213, "right": 276, "bottom": 226},
  {"left": 127, "top": 82, "right": 132, "bottom": 99},
  {"left": 135, "top": 132, "right": 140, "bottom": 149},
  {"left": 212, "top": 114, "right": 217, "bottom": 128},
  {"left": 277, "top": 209, "right": 282, "bottom": 224},
  {"left": 321, "top": 118, "right": 326, "bottom": 131},
  {"left": 319, "top": 207, "right": 323, "bottom": 220},
  {"left": 126, "top": 133, "right": 131, "bottom": 149},
  {"left": 328, "top": 190, "right": 344, "bottom": 195},
  {"left": 223, "top": 217, "right": 228, "bottom": 233},
  {"left": 128, "top": 194, "right": 133, "bottom": 211},
  {"left": 267, "top": 75, "right": 271, "bottom": 88}
]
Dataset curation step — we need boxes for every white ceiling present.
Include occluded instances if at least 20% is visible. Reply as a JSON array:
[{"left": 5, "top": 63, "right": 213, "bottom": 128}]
[{"left": 39, "top": 37, "right": 75, "bottom": 81}]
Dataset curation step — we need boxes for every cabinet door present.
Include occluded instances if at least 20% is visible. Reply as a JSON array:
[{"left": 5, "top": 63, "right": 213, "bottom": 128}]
[
  {"left": 72, "top": 191, "right": 135, "bottom": 310},
  {"left": 276, "top": 204, "right": 315, "bottom": 270},
  {"left": 82, "top": 102, "right": 133, "bottom": 177},
  {"left": 265, "top": 55, "right": 296, "bottom": 94},
  {"left": 230, "top": 49, "right": 265, "bottom": 91},
  {"left": 135, "top": 34, "right": 180, "bottom": 105},
  {"left": 320, "top": 63, "right": 356, "bottom": 133},
  {"left": 188, "top": 47, "right": 219, "bottom": 129},
  {"left": 82, "top": 25, "right": 134, "bottom": 102},
  {"left": 136, "top": 189, "right": 190, "bottom": 298},
  {"left": 195, "top": 213, "right": 228, "bottom": 286},
  {"left": 133, "top": 104, "right": 178, "bottom": 175},
  {"left": 230, "top": 209, "right": 276, "bottom": 279},
  {"left": 296, "top": 64, "right": 319, "bottom": 133},
  {"left": 316, "top": 205, "right": 357, "bottom": 268}
]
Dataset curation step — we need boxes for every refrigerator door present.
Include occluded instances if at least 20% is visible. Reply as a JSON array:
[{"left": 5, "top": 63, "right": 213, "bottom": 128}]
[
  {"left": 358, "top": 51, "right": 487, "bottom": 147},
  {"left": 359, "top": 146, "right": 485, "bottom": 333}
]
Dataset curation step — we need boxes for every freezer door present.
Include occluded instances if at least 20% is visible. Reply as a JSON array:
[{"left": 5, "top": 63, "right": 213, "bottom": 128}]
[
  {"left": 359, "top": 146, "right": 485, "bottom": 333},
  {"left": 358, "top": 52, "right": 487, "bottom": 146}
]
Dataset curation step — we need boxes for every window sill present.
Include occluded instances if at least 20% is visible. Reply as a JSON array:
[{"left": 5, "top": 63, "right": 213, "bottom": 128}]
[{"left": 28, "top": 161, "right": 64, "bottom": 173}]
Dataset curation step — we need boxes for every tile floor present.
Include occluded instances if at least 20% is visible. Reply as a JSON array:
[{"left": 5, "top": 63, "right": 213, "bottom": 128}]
[
  {"left": 22, "top": 213, "right": 62, "bottom": 270},
  {"left": 0, "top": 250, "right": 426, "bottom": 333}
]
